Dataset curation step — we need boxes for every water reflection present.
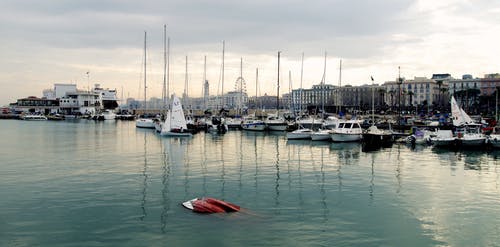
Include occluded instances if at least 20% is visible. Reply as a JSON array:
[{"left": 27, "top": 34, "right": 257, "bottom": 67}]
[
  {"left": 160, "top": 137, "right": 171, "bottom": 233},
  {"left": 140, "top": 132, "right": 148, "bottom": 221}
]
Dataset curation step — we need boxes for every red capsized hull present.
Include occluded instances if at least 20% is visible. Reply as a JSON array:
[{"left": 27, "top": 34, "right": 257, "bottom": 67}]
[
  {"left": 191, "top": 197, "right": 240, "bottom": 213},
  {"left": 204, "top": 197, "right": 240, "bottom": 212}
]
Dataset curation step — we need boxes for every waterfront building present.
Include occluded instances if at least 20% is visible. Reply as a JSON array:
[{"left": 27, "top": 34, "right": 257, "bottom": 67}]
[
  {"left": 13, "top": 96, "right": 59, "bottom": 114},
  {"left": 383, "top": 76, "right": 445, "bottom": 112},
  {"left": 59, "top": 91, "right": 100, "bottom": 115},
  {"left": 290, "top": 83, "right": 337, "bottom": 113}
]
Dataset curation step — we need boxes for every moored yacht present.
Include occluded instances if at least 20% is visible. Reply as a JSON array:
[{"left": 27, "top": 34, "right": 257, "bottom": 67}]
[
  {"left": 264, "top": 113, "right": 288, "bottom": 131},
  {"left": 330, "top": 120, "right": 363, "bottom": 142}
]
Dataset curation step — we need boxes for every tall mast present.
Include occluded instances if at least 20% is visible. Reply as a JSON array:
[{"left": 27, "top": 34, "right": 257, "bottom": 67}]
[
  {"left": 371, "top": 76, "right": 375, "bottom": 124},
  {"left": 144, "top": 31, "right": 147, "bottom": 111},
  {"left": 321, "top": 52, "right": 327, "bottom": 118},
  {"left": 277, "top": 51, "right": 281, "bottom": 111},
  {"left": 167, "top": 36, "right": 170, "bottom": 109},
  {"left": 289, "top": 70, "right": 292, "bottom": 111},
  {"left": 184, "top": 55, "right": 188, "bottom": 108},
  {"left": 240, "top": 57, "right": 243, "bottom": 115},
  {"left": 162, "top": 25, "right": 167, "bottom": 110},
  {"left": 256, "top": 68, "right": 259, "bottom": 114},
  {"left": 203, "top": 55, "right": 207, "bottom": 109},
  {"left": 300, "top": 52, "right": 304, "bottom": 115},
  {"left": 221, "top": 40, "right": 225, "bottom": 108},
  {"left": 338, "top": 59, "right": 342, "bottom": 114}
]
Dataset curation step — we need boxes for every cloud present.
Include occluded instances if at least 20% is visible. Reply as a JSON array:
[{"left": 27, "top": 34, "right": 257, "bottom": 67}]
[{"left": 0, "top": 0, "right": 499, "bottom": 105}]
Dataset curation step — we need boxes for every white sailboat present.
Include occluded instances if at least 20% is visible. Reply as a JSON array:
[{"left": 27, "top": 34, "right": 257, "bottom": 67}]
[
  {"left": 160, "top": 95, "right": 192, "bottom": 137},
  {"left": 136, "top": 31, "right": 155, "bottom": 129},
  {"left": 450, "top": 96, "right": 485, "bottom": 147}
]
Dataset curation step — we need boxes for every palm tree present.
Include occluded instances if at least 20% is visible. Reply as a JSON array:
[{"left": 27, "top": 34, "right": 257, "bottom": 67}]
[
  {"left": 440, "top": 87, "right": 448, "bottom": 111},
  {"left": 389, "top": 89, "right": 395, "bottom": 112},
  {"left": 378, "top": 88, "right": 386, "bottom": 109},
  {"left": 408, "top": 91, "right": 414, "bottom": 107},
  {"left": 436, "top": 80, "right": 443, "bottom": 109}
]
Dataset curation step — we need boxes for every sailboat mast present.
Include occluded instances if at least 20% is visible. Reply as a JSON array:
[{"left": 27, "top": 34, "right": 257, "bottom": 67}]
[
  {"left": 321, "top": 52, "right": 327, "bottom": 118},
  {"left": 162, "top": 25, "right": 167, "bottom": 110},
  {"left": 277, "top": 51, "right": 281, "bottom": 111},
  {"left": 289, "top": 70, "right": 292, "bottom": 111},
  {"left": 167, "top": 37, "right": 170, "bottom": 109},
  {"left": 240, "top": 57, "right": 243, "bottom": 116},
  {"left": 203, "top": 55, "right": 207, "bottom": 109},
  {"left": 371, "top": 76, "right": 375, "bottom": 124},
  {"left": 144, "top": 31, "right": 147, "bottom": 111},
  {"left": 256, "top": 68, "right": 259, "bottom": 115},
  {"left": 221, "top": 40, "right": 225, "bottom": 108},
  {"left": 184, "top": 56, "right": 188, "bottom": 108},
  {"left": 338, "top": 59, "right": 342, "bottom": 114},
  {"left": 300, "top": 52, "right": 304, "bottom": 116}
]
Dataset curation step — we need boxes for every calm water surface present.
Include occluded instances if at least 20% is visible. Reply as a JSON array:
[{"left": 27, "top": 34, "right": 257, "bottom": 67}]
[{"left": 1, "top": 120, "right": 500, "bottom": 246}]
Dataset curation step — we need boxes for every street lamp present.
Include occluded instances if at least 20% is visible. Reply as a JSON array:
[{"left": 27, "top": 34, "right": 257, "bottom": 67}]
[{"left": 397, "top": 66, "right": 403, "bottom": 127}]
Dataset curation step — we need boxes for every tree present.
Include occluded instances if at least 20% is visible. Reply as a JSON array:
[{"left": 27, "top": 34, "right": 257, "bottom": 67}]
[{"left": 436, "top": 80, "right": 443, "bottom": 109}]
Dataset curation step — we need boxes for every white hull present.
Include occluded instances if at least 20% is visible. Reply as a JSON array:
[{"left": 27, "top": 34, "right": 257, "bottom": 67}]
[
  {"left": 331, "top": 133, "right": 362, "bottom": 142},
  {"left": 136, "top": 118, "right": 155, "bottom": 128},
  {"left": 241, "top": 124, "right": 266, "bottom": 131},
  {"left": 287, "top": 129, "right": 313, "bottom": 140},
  {"left": 160, "top": 131, "right": 192, "bottom": 137},
  {"left": 459, "top": 136, "right": 486, "bottom": 147},
  {"left": 311, "top": 130, "right": 331, "bottom": 141},
  {"left": 489, "top": 135, "right": 500, "bottom": 148},
  {"left": 21, "top": 115, "right": 47, "bottom": 121},
  {"left": 266, "top": 124, "right": 288, "bottom": 131},
  {"left": 431, "top": 138, "right": 456, "bottom": 147}
]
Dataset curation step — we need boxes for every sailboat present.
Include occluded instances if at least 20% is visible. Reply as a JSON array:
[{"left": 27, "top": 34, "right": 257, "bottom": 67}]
[
  {"left": 311, "top": 52, "right": 331, "bottom": 141},
  {"left": 264, "top": 52, "right": 288, "bottom": 131},
  {"left": 450, "top": 96, "right": 485, "bottom": 147},
  {"left": 362, "top": 77, "right": 393, "bottom": 149},
  {"left": 136, "top": 31, "right": 156, "bottom": 129},
  {"left": 160, "top": 95, "right": 192, "bottom": 137}
]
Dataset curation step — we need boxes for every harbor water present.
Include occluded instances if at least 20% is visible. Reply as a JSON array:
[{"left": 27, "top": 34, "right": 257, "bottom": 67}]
[{"left": 1, "top": 120, "right": 500, "bottom": 246}]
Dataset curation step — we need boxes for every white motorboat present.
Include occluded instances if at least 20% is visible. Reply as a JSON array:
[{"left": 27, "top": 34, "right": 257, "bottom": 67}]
[
  {"left": 264, "top": 113, "right": 288, "bottom": 131},
  {"left": 136, "top": 118, "right": 155, "bottom": 129},
  {"left": 287, "top": 128, "right": 313, "bottom": 140},
  {"left": 330, "top": 120, "right": 363, "bottom": 142},
  {"left": 241, "top": 117, "right": 266, "bottom": 131},
  {"left": 488, "top": 134, "right": 500, "bottom": 148},
  {"left": 430, "top": 130, "right": 456, "bottom": 147},
  {"left": 21, "top": 114, "right": 47, "bottom": 121},
  {"left": 296, "top": 116, "right": 323, "bottom": 130},
  {"left": 99, "top": 109, "right": 116, "bottom": 120},
  {"left": 322, "top": 116, "right": 340, "bottom": 130},
  {"left": 310, "top": 129, "right": 332, "bottom": 141}
]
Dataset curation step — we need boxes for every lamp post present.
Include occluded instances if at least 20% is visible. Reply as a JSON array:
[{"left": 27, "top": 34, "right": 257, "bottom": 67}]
[{"left": 397, "top": 66, "right": 403, "bottom": 127}]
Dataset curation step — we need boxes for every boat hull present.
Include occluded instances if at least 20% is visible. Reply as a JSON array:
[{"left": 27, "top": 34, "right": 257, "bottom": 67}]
[
  {"left": 136, "top": 119, "right": 155, "bottom": 128},
  {"left": 362, "top": 133, "right": 393, "bottom": 148},
  {"left": 331, "top": 133, "right": 362, "bottom": 142}
]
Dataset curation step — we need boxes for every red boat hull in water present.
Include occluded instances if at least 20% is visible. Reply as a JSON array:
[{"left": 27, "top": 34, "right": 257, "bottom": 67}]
[{"left": 183, "top": 197, "right": 240, "bottom": 214}]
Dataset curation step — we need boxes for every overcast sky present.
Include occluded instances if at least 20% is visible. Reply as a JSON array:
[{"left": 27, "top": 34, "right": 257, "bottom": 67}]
[{"left": 1, "top": 0, "right": 499, "bottom": 105}]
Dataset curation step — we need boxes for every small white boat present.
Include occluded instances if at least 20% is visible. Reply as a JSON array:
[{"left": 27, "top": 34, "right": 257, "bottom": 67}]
[
  {"left": 21, "top": 114, "right": 47, "bottom": 121},
  {"left": 99, "top": 110, "right": 116, "bottom": 120},
  {"left": 488, "top": 134, "right": 500, "bottom": 148},
  {"left": 296, "top": 116, "right": 323, "bottom": 130},
  {"left": 456, "top": 125, "right": 486, "bottom": 147},
  {"left": 310, "top": 129, "right": 331, "bottom": 141},
  {"left": 160, "top": 95, "right": 192, "bottom": 137},
  {"left": 264, "top": 113, "right": 288, "bottom": 131},
  {"left": 287, "top": 128, "right": 313, "bottom": 140},
  {"left": 430, "top": 130, "right": 455, "bottom": 147},
  {"left": 330, "top": 120, "right": 363, "bottom": 142},
  {"left": 241, "top": 117, "right": 266, "bottom": 131},
  {"left": 136, "top": 118, "right": 155, "bottom": 129}
]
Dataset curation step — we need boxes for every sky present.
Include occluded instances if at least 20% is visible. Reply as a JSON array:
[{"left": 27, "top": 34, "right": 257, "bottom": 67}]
[{"left": 1, "top": 0, "right": 499, "bottom": 105}]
